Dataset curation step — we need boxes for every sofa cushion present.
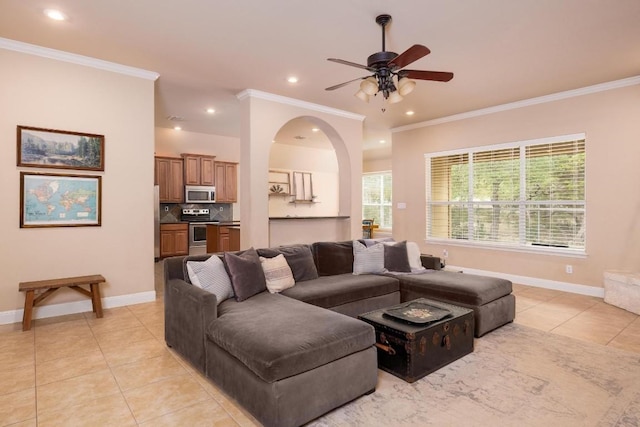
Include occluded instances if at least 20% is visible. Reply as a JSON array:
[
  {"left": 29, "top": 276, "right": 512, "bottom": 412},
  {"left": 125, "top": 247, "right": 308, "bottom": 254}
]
[
  {"left": 260, "top": 254, "right": 295, "bottom": 293},
  {"left": 224, "top": 248, "right": 267, "bottom": 302},
  {"left": 257, "top": 244, "right": 318, "bottom": 282},
  {"left": 312, "top": 241, "right": 354, "bottom": 276},
  {"left": 383, "top": 241, "right": 411, "bottom": 273},
  {"left": 398, "top": 270, "right": 512, "bottom": 305},
  {"left": 352, "top": 240, "right": 386, "bottom": 275},
  {"left": 281, "top": 273, "right": 399, "bottom": 309},
  {"left": 186, "top": 255, "right": 234, "bottom": 304},
  {"left": 211, "top": 292, "right": 374, "bottom": 383}
]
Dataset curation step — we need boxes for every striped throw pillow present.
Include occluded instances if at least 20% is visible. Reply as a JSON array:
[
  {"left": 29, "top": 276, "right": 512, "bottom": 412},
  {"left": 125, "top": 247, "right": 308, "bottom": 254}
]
[
  {"left": 259, "top": 254, "right": 295, "bottom": 293},
  {"left": 186, "top": 255, "right": 234, "bottom": 304},
  {"left": 352, "top": 240, "right": 386, "bottom": 275}
]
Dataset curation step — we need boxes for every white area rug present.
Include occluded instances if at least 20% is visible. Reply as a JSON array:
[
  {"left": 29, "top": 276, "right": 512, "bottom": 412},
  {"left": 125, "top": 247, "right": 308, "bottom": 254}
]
[{"left": 311, "top": 323, "right": 640, "bottom": 426}]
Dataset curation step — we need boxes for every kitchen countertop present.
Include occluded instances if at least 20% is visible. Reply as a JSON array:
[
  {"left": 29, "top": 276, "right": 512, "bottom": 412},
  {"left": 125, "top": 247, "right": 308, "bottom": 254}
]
[{"left": 269, "top": 216, "right": 350, "bottom": 220}]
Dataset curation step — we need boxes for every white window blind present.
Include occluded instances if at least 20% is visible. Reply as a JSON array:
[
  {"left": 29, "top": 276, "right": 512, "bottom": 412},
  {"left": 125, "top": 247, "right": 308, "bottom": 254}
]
[
  {"left": 363, "top": 172, "right": 392, "bottom": 228},
  {"left": 426, "top": 135, "right": 586, "bottom": 253}
]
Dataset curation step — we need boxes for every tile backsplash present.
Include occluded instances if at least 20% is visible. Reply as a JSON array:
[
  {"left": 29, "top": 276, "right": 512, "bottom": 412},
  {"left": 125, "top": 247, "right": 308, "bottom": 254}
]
[{"left": 159, "top": 203, "right": 233, "bottom": 223}]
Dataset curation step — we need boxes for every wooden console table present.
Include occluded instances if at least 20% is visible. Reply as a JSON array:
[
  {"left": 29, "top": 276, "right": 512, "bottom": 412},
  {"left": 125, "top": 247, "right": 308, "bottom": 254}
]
[{"left": 19, "top": 274, "right": 105, "bottom": 331}]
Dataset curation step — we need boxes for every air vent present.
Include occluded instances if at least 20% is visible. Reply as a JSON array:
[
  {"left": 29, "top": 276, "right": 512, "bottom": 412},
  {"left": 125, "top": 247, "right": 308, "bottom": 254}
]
[{"left": 166, "top": 115, "right": 185, "bottom": 122}]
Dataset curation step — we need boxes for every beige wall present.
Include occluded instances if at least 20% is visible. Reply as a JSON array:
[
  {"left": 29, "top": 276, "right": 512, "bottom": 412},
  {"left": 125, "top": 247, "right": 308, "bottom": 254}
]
[
  {"left": 238, "top": 93, "right": 364, "bottom": 249},
  {"left": 392, "top": 84, "right": 640, "bottom": 289},
  {"left": 155, "top": 127, "right": 240, "bottom": 160},
  {"left": 0, "top": 47, "right": 156, "bottom": 320}
]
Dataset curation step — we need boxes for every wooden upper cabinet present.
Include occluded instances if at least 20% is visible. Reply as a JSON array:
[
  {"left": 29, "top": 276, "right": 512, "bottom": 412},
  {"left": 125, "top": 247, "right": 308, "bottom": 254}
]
[
  {"left": 155, "top": 157, "right": 184, "bottom": 203},
  {"left": 182, "top": 154, "right": 215, "bottom": 186},
  {"left": 214, "top": 161, "right": 238, "bottom": 203}
]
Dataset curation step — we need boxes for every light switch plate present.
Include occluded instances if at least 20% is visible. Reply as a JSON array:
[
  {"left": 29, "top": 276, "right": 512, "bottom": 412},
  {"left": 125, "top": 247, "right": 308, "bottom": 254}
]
[{"left": 397, "top": 202, "right": 407, "bottom": 209}]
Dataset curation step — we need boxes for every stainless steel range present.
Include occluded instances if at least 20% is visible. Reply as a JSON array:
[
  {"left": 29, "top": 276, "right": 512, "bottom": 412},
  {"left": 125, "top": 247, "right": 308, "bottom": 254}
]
[{"left": 181, "top": 208, "right": 219, "bottom": 249}]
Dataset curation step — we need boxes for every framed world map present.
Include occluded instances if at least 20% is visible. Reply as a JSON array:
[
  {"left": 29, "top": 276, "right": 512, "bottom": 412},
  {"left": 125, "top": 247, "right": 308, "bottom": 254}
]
[{"left": 20, "top": 172, "right": 101, "bottom": 228}]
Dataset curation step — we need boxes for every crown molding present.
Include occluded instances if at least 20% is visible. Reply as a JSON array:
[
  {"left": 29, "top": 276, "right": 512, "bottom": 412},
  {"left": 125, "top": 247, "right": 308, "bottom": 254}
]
[
  {"left": 0, "top": 37, "right": 159, "bottom": 81},
  {"left": 237, "top": 89, "right": 365, "bottom": 122},
  {"left": 392, "top": 75, "right": 640, "bottom": 133}
]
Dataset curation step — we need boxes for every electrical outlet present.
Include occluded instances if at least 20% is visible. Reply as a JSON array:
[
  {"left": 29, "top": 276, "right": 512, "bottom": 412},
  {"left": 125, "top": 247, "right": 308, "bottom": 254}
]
[
  {"left": 219, "top": 207, "right": 224, "bottom": 211},
  {"left": 164, "top": 206, "right": 169, "bottom": 212},
  {"left": 565, "top": 265, "right": 573, "bottom": 274},
  {"left": 443, "top": 249, "right": 449, "bottom": 259}
]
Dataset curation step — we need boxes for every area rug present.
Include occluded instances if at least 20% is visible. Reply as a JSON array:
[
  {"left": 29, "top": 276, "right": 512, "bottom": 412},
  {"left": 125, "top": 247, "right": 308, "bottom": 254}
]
[{"left": 310, "top": 323, "right": 640, "bottom": 427}]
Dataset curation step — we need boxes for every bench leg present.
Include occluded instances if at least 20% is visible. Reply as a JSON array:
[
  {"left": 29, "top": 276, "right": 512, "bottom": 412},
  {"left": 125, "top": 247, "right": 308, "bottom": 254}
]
[
  {"left": 22, "top": 290, "right": 35, "bottom": 331},
  {"left": 90, "top": 283, "right": 104, "bottom": 318}
]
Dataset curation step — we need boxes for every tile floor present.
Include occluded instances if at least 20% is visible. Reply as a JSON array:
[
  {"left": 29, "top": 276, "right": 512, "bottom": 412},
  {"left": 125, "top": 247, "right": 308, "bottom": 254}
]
[{"left": 1, "top": 269, "right": 638, "bottom": 426}]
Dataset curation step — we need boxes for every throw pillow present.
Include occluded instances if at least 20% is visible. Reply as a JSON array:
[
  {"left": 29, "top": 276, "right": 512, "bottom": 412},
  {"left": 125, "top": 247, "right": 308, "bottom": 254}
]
[
  {"left": 352, "top": 240, "right": 386, "bottom": 275},
  {"left": 223, "top": 248, "right": 267, "bottom": 302},
  {"left": 256, "top": 245, "right": 319, "bottom": 282},
  {"left": 186, "top": 255, "right": 234, "bottom": 305},
  {"left": 259, "top": 254, "right": 295, "bottom": 293},
  {"left": 406, "top": 241, "right": 426, "bottom": 272},
  {"left": 383, "top": 241, "right": 412, "bottom": 272}
]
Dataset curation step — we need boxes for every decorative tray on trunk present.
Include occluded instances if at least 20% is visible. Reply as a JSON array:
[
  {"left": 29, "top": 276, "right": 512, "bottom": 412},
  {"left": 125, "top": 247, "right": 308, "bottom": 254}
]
[{"left": 383, "top": 300, "right": 453, "bottom": 324}]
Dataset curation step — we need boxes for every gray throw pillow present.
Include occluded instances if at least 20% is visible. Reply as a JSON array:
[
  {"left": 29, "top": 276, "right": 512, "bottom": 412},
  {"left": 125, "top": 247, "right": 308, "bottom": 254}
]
[
  {"left": 223, "top": 248, "right": 267, "bottom": 302},
  {"left": 256, "top": 245, "right": 319, "bottom": 282},
  {"left": 383, "top": 240, "right": 412, "bottom": 272},
  {"left": 186, "top": 255, "right": 234, "bottom": 304}
]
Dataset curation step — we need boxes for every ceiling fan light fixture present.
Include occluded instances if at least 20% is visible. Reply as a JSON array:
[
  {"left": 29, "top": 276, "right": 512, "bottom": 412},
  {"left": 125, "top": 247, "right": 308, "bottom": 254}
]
[
  {"left": 387, "top": 90, "right": 403, "bottom": 104},
  {"left": 398, "top": 77, "right": 416, "bottom": 96},
  {"left": 360, "top": 76, "right": 378, "bottom": 96},
  {"left": 354, "top": 89, "right": 369, "bottom": 103}
]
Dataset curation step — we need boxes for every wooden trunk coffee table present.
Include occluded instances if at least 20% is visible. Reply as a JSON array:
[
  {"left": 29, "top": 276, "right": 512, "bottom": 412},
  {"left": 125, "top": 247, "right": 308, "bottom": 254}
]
[{"left": 358, "top": 298, "right": 474, "bottom": 383}]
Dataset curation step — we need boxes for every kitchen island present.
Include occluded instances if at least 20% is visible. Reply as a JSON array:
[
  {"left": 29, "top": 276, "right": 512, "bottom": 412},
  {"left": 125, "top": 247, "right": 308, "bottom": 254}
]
[{"left": 206, "top": 222, "right": 240, "bottom": 253}]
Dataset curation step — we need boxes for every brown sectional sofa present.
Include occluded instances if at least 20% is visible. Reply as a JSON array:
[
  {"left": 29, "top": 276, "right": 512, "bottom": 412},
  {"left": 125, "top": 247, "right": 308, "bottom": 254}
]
[{"left": 164, "top": 240, "right": 515, "bottom": 427}]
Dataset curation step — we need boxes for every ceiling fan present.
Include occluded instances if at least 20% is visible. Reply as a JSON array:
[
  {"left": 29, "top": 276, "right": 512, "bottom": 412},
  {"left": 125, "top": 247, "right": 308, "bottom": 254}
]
[{"left": 326, "top": 14, "right": 454, "bottom": 104}]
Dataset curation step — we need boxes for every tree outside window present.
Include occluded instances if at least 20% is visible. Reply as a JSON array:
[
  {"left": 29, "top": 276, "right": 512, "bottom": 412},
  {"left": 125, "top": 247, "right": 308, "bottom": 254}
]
[{"left": 363, "top": 172, "right": 392, "bottom": 229}]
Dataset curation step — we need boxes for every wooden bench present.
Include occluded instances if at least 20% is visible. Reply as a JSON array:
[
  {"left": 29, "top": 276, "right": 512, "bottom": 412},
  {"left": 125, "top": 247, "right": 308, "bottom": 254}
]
[{"left": 19, "top": 274, "right": 105, "bottom": 331}]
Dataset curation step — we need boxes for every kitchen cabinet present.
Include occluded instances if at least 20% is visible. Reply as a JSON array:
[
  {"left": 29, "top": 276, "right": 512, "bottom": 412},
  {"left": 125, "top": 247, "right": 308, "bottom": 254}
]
[
  {"left": 214, "top": 161, "right": 238, "bottom": 202},
  {"left": 182, "top": 154, "right": 215, "bottom": 186},
  {"left": 160, "top": 223, "right": 189, "bottom": 258},
  {"left": 206, "top": 224, "right": 240, "bottom": 253},
  {"left": 155, "top": 157, "right": 184, "bottom": 203}
]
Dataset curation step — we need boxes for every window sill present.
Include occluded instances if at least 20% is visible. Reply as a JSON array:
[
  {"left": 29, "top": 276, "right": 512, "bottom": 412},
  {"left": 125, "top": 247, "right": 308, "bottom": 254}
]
[{"left": 425, "top": 238, "right": 587, "bottom": 259}]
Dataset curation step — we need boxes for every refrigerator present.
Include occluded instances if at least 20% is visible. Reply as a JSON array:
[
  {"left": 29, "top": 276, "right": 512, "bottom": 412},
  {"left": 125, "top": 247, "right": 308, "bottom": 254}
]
[{"left": 154, "top": 185, "right": 160, "bottom": 260}]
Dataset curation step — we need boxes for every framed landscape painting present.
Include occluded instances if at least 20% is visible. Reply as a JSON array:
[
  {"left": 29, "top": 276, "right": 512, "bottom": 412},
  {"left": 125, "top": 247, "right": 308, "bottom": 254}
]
[
  {"left": 17, "top": 126, "right": 105, "bottom": 171},
  {"left": 20, "top": 172, "right": 102, "bottom": 228}
]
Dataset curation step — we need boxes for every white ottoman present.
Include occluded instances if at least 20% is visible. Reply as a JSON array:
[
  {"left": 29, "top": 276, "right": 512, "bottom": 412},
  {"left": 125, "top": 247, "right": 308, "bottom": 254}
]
[{"left": 604, "top": 270, "right": 640, "bottom": 315}]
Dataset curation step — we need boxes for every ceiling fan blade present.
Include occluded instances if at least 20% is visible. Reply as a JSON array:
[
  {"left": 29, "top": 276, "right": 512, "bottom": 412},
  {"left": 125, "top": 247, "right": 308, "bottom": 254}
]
[
  {"left": 325, "top": 76, "right": 367, "bottom": 91},
  {"left": 388, "top": 44, "right": 431, "bottom": 69},
  {"left": 327, "top": 58, "right": 374, "bottom": 71},
  {"left": 402, "top": 70, "right": 454, "bottom": 82}
]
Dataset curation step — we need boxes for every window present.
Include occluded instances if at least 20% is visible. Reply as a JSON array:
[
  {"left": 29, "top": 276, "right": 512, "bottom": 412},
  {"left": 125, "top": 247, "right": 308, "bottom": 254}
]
[
  {"left": 363, "top": 172, "right": 392, "bottom": 229},
  {"left": 425, "top": 134, "right": 585, "bottom": 253}
]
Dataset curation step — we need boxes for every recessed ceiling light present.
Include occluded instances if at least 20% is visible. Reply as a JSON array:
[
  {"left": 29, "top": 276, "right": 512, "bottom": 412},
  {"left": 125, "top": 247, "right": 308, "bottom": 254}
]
[
  {"left": 287, "top": 76, "right": 299, "bottom": 84},
  {"left": 406, "top": 110, "right": 415, "bottom": 116},
  {"left": 206, "top": 108, "right": 215, "bottom": 114},
  {"left": 173, "top": 126, "right": 182, "bottom": 131},
  {"left": 311, "top": 128, "right": 319, "bottom": 132},
  {"left": 44, "top": 9, "right": 67, "bottom": 21},
  {"left": 379, "top": 140, "right": 386, "bottom": 144}
]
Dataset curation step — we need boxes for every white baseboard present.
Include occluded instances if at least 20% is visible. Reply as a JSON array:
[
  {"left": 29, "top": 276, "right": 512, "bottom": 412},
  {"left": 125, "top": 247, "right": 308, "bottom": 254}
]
[
  {"left": 446, "top": 265, "right": 605, "bottom": 298},
  {"left": 0, "top": 291, "right": 157, "bottom": 326}
]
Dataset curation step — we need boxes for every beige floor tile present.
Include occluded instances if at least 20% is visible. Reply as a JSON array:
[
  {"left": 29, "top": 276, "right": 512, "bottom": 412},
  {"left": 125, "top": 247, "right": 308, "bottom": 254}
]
[
  {"left": 127, "top": 300, "right": 164, "bottom": 317},
  {"left": 0, "top": 321, "right": 28, "bottom": 334},
  {"left": 570, "top": 307, "right": 636, "bottom": 330},
  {"left": 112, "top": 353, "right": 188, "bottom": 391},
  {"left": 37, "top": 393, "right": 136, "bottom": 427},
  {"left": 85, "top": 307, "right": 143, "bottom": 333},
  {"left": 92, "top": 324, "right": 156, "bottom": 347},
  {"left": 123, "top": 374, "right": 210, "bottom": 423},
  {"left": 135, "top": 311, "right": 165, "bottom": 327},
  {"left": 0, "top": 363, "right": 34, "bottom": 395},
  {"left": 608, "top": 326, "right": 640, "bottom": 354},
  {"left": 518, "top": 287, "right": 564, "bottom": 301},
  {"left": 35, "top": 335, "right": 101, "bottom": 364},
  {"left": 36, "top": 369, "right": 121, "bottom": 415},
  {"left": 36, "top": 349, "right": 108, "bottom": 385},
  {"left": 551, "top": 317, "right": 625, "bottom": 345},
  {"left": 0, "top": 340, "right": 34, "bottom": 370},
  {"left": 145, "top": 320, "right": 166, "bottom": 340},
  {"left": 34, "top": 323, "right": 95, "bottom": 347},
  {"left": 514, "top": 306, "right": 574, "bottom": 332},
  {"left": 139, "top": 399, "right": 238, "bottom": 426},
  {"left": 0, "top": 329, "right": 33, "bottom": 352},
  {"left": 5, "top": 418, "right": 37, "bottom": 427},
  {"left": 101, "top": 337, "right": 168, "bottom": 367},
  {"left": 33, "top": 313, "right": 88, "bottom": 329},
  {"left": 0, "top": 388, "right": 35, "bottom": 426}
]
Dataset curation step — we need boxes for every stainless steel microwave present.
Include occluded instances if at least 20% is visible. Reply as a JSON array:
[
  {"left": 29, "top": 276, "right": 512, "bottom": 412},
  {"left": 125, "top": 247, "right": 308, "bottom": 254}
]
[{"left": 185, "top": 186, "right": 216, "bottom": 203}]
